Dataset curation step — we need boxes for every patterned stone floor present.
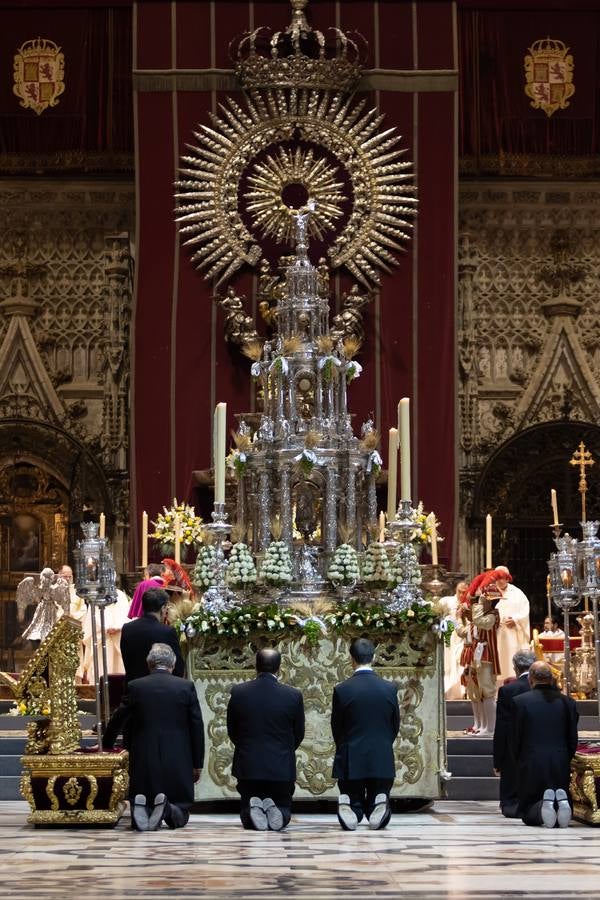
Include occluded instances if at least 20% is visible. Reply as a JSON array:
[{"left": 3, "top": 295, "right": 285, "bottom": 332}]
[{"left": 2, "top": 800, "right": 600, "bottom": 899}]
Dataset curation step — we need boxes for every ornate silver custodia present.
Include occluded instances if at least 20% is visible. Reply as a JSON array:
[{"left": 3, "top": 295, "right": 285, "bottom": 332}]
[{"left": 227, "top": 205, "right": 379, "bottom": 598}]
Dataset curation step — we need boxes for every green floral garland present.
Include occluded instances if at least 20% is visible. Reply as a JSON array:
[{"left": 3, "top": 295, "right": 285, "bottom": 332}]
[{"left": 178, "top": 598, "right": 454, "bottom": 647}]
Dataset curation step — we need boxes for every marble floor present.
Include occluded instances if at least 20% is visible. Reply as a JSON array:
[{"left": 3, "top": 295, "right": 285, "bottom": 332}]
[{"left": 2, "top": 800, "right": 600, "bottom": 900}]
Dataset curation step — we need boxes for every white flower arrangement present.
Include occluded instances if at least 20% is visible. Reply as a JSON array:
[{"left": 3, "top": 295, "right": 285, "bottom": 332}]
[
  {"left": 192, "top": 544, "right": 218, "bottom": 590},
  {"left": 366, "top": 450, "right": 382, "bottom": 476},
  {"left": 152, "top": 498, "right": 203, "bottom": 546},
  {"left": 226, "top": 542, "right": 257, "bottom": 588},
  {"left": 327, "top": 543, "right": 360, "bottom": 586},
  {"left": 391, "top": 544, "right": 422, "bottom": 587},
  {"left": 260, "top": 540, "right": 293, "bottom": 586},
  {"left": 346, "top": 360, "right": 363, "bottom": 382},
  {"left": 410, "top": 501, "right": 442, "bottom": 548},
  {"left": 362, "top": 541, "right": 392, "bottom": 589},
  {"left": 226, "top": 448, "right": 248, "bottom": 477}
]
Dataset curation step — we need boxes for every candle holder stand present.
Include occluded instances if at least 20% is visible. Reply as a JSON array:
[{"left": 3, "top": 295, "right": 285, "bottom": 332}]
[
  {"left": 422, "top": 564, "right": 447, "bottom": 601},
  {"left": 386, "top": 500, "right": 423, "bottom": 612},
  {"left": 72, "top": 522, "right": 118, "bottom": 748},
  {"left": 202, "top": 503, "right": 237, "bottom": 614}
]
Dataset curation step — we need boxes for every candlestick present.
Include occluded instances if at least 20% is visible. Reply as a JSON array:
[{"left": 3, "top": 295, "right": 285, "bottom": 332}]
[
  {"left": 214, "top": 402, "right": 227, "bottom": 505},
  {"left": 379, "top": 511, "right": 386, "bottom": 543},
  {"left": 99, "top": 513, "right": 105, "bottom": 540},
  {"left": 174, "top": 514, "right": 181, "bottom": 565},
  {"left": 398, "top": 398, "right": 411, "bottom": 501},
  {"left": 141, "top": 511, "right": 148, "bottom": 569},
  {"left": 550, "top": 488, "right": 559, "bottom": 527},
  {"left": 387, "top": 428, "right": 398, "bottom": 521},
  {"left": 485, "top": 514, "right": 492, "bottom": 569}
]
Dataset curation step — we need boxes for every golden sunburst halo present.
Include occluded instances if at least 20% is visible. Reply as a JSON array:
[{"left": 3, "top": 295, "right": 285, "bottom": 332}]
[
  {"left": 244, "top": 145, "right": 345, "bottom": 246},
  {"left": 175, "top": 88, "right": 417, "bottom": 287}
]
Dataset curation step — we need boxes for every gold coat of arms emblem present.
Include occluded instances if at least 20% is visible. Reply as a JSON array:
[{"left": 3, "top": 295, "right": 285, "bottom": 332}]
[
  {"left": 13, "top": 38, "right": 65, "bottom": 116},
  {"left": 524, "top": 38, "right": 574, "bottom": 118}
]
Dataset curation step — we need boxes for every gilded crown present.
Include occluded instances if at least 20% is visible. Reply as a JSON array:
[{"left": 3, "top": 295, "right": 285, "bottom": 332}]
[
  {"left": 17, "top": 37, "right": 61, "bottom": 58},
  {"left": 231, "top": 0, "right": 366, "bottom": 93},
  {"left": 528, "top": 37, "right": 570, "bottom": 57}
]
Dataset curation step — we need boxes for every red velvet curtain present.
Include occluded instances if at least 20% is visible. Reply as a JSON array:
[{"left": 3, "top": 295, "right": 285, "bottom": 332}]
[
  {"left": 459, "top": 5, "right": 600, "bottom": 159},
  {"left": 132, "top": 0, "right": 457, "bottom": 566},
  {"left": 0, "top": 5, "right": 132, "bottom": 156}
]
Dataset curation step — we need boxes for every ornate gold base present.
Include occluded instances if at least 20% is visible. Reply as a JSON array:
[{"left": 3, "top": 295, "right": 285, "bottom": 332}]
[
  {"left": 570, "top": 745, "right": 600, "bottom": 826},
  {"left": 21, "top": 750, "right": 129, "bottom": 827}
]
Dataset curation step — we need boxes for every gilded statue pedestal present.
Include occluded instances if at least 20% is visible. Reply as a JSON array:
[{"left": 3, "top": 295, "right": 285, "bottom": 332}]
[
  {"left": 187, "top": 629, "right": 446, "bottom": 801},
  {"left": 21, "top": 750, "right": 129, "bottom": 826},
  {"left": 570, "top": 741, "right": 600, "bottom": 826}
]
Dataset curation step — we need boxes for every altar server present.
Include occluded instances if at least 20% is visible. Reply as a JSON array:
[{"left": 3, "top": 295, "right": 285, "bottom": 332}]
[
  {"left": 331, "top": 637, "right": 400, "bottom": 830},
  {"left": 439, "top": 581, "right": 467, "bottom": 699},
  {"left": 227, "top": 648, "right": 305, "bottom": 831}
]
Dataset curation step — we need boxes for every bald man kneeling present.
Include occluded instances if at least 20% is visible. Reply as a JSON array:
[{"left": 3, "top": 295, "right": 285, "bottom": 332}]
[{"left": 226, "top": 648, "right": 305, "bottom": 831}]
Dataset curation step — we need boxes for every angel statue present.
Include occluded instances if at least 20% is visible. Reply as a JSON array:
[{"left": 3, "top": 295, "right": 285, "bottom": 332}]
[{"left": 16, "top": 567, "right": 71, "bottom": 642}]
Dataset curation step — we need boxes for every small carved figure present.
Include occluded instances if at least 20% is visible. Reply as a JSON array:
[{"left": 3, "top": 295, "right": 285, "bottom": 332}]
[
  {"left": 317, "top": 257, "right": 330, "bottom": 298},
  {"left": 330, "top": 284, "right": 372, "bottom": 346},
  {"left": 216, "top": 287, "right": 259, "bottom": 348},
  {"left": 257, "top": 259, "right": 281, "bottom": 329},
  {"left": 17, "top": 567, "right": 71, "bottom": 642}
]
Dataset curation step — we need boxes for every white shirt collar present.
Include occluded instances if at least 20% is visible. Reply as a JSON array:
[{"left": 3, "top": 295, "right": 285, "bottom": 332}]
[{"left": 355, "top": 664, "right": 373, "bottom": 672}]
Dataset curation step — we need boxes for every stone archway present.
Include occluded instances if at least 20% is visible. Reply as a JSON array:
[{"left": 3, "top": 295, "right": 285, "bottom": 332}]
[
  {"left": 0, "top": 418, "right": 111, "bottom": 577},
  {"left": 0, "top": 418, "right": 113, "bottom": 667},
  {"left": 471, "top": 421, "right": 600, "bottom": 627}
]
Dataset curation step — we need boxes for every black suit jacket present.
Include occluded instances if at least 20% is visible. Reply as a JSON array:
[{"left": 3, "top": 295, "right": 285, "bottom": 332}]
[
  {"left": 331, "top": 670, "right": 400, "bottom": 780},
  {"left": 513, "top": 685, "right": 579, "bottom": 813},
  {"left": 120, "top": 614, "right": 185, "bottom": 683},
  {"left": 493, "top": 673, "right": 531, "bottom": 771},
  {"left": 110, "top": 670, "right": 204, "bottom": 805},
  {"left": 227, "top": 673, "right": 305, "bottom": 782}
]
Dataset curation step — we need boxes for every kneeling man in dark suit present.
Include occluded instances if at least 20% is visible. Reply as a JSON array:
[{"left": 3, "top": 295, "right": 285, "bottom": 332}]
[
  {"left": 227, "top": 648, "right": 305, "bottom": 831},
  {"left": 331, "top": 637, "right": 400, "bottom": 830},
  {"left": 514, "top": 660, "right": 579, "bottom": 828},
  {"left": 105, "top": 642, "right": 204, "bottom": 831}
]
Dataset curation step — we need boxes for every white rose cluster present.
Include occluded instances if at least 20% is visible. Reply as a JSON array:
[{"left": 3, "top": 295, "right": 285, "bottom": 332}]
[
  {"left": 362, "top": 542, "right": 391, "bottom": 588},
  {"left": 192, "top": 544, "right": 217, "bottom": 589},
  {"left": 260, "top": 541, "right": 293, "bottom": 586},
  {"left": 226, "top": 542, "right": 257, "bottom": 587},
  {"left": 327, "top": 543, "right": 360, "bottom": 586},
  {"left": 392, "top": 545, "right": 422, "bottom": 587}
]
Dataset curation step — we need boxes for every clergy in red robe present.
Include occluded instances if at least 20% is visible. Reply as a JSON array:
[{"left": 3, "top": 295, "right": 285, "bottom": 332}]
[{"left": 128, "top": 564, "right": 166, "bottom": 619}]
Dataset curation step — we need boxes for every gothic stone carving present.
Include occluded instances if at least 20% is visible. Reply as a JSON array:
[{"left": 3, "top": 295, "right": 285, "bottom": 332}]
[{"left": 458, "top": 183, "right": 600, "bottom": 565}]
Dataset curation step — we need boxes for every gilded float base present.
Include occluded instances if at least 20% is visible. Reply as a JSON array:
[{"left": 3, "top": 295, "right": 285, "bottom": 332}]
[
  {"left": 570, "top": 744, "right": 600, "bottom": 826},
  {"left": 188, "top": 631, "right": 446, "bottom": 801},
  {"left": 21, "top": 750, "right": 129, "bottom": 827}
]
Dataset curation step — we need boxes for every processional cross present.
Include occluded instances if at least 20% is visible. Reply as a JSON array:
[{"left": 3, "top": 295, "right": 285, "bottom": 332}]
[{"left": 570, "top": 440, "right": 595, "bottom": 522}]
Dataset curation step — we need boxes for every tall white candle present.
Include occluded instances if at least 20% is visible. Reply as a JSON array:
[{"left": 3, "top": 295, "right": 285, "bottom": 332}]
[
  {"left": 485, "top": 514, "right": 492, "bottom": 569},
  {"left": 379, "top": 511, "right": 386, "bottom": 543},
  {"left": 141, "top": 511, "right": 148, "bottom": 569},
  {"left": 429, "top": 513, "right": 438, "bottom": 566},
  {"left": 214, "top": 402, "right": 227, "bottom": 505},
  {"left": 551, "top": 488, "right": 559, "bottom": 526},
  {"left": 398, "top": 398, "right": 411, "bottom": 501},
  {"left": 387, "top": 428, "right": 398, "bottom": 522},
  {"left": 99, "top": 513, "right": 105, "bottom": 540},
  {"left": 174, "top": 513, "right": 181, "bottom": 565}
]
